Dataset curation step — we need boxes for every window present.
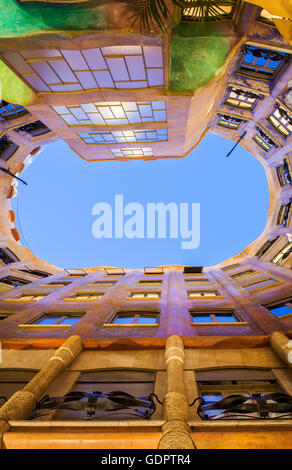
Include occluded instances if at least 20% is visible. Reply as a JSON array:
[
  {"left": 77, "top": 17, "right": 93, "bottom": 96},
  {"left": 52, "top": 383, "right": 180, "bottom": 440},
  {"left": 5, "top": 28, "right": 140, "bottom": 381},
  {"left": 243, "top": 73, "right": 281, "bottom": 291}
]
[
  {"left": 34, "top": 370, "right": 155, "bottom": 421},
  {"left": 256, "top": 236, "right": 280, "bottom": 258},
  {"left": 231, "top": 269, "right": 255, "bottom": 280},
  {"left": 104, "top": 268, "right": 125, "bottom": 276},
  {"left": 188, "top": 291, "right": 221, "bottom": 298},
  {"left": 238, "top": 45, "right": 287, "bottom": 81},
  {"left": 244, "top": 278, "right": 280, "bottom": 292},
  {"left": 7, "top": 293, "right": 48, "bottom": 301},
  {"left": 185, "top": 278, "right": 210, "bottom": 283},
  {"left": 0, "top": 248, "right": 19, "bottom": 265},
  {"left": 181, "top": 1, "right": 236, "bottom": 21},
  {"left": 217, "top": 114, "right": 244, "bottom": 130},
  {"left": 0, "top": 100, "right": 28, "bottom": 120},
  {"left": 144, "top": 267, "right": 164, "bottom": 275},
  {"left": 0, "top": 370, "right": 36, "bottom": 401},
  {"left": 53, "top": 101, "right": 166, "bottom": 126},
  {"left": 64, "top": 292, "right": 104, "bottom": 301},
  {"left": 0, "top": 313, "right": 9, "bottom": 321},
  {"left": 254, "top": 128, "right": 278, "bottom": 152},
  {"left": 64, "top": 269, "right": 87, "bottom": 276},
  {"left": 0, "top": 276, "right": 31, "bottom": 288},
  {"left": 268, "top": 106, "right": 292, "bottom": 137},
  {"left": 79, "top": 129, "right": 168, "bottom": 145},
  {"left": 221, "top": 263, "right": 241, "bottom": 271},
  {"left": 15, "top": 120, "right": 50, "bottom": 137},
  {"left": 45, "top": 281, "right": 72, "bottom": 287},
  {"left": 271, "top": 242, "right": 292, "bottom": 266},
  {"left": 111, "top": 147, "right": 153, "bottom": 159},
  {"left": 191, "top": 311, "right": 239, "bottom": 323},
  {"left": 257, "top": 9, "right": 278, "bottom": 26},
  {"left": 31, "top": 313, "right": 84, "bottom": 326},
  {"left": 139, "top": 280, "right": 162, "bottom": 285},
  {"left": 89, "top": 281, "right": 117, "bottom": 287},
  {"left": 6, "top": 46, "right": 164, "bottom": 93},
  {"left": 276, "top": 157, "right": 292, "bottom": 187},
  {"left": 277, "top": 201, "right": 292, "bottom": 227},
  {"left": 18, "top": 268, "right": 50, "bottom": 278},
  {"left": 225, "top": 87, "right": 260, "bottom": 110},
  {"left": 111, "top": 311, "right": 158, "bottom": 325},
  {"left": 196, "top": 369, "right": 285, "bottom": 420},
  {"left": 184, "top": 266, "right": 203, "bottom": 274},
  {"left": 129, "top": 292, "right": 160, "bottom": 299},
  {"left": 266, "top": 300, "right": 292, "bottom": 318},
  {"left": 0, "top": 136, "right": 19, "bottom": 161}
]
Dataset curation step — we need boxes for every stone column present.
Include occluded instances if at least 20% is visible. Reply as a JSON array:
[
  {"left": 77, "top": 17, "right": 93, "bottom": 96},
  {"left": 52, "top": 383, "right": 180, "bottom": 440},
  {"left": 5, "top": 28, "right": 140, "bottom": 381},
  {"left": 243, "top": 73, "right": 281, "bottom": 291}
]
[
  {"left": 270, "top": 331, "right": 292, "bottom": 367},
  {"left": 0, "top": 335, "right": 82, "bottom": 448},
  {"left": 158, "top": 335, "right": 195, "bottom": 449}
]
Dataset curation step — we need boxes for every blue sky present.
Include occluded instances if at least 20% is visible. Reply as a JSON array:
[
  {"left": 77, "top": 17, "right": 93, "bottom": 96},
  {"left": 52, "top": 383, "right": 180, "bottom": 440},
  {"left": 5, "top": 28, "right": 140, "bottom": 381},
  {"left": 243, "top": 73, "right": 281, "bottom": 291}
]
[{"left": 12, "top": 133, "right": 269, "bottom": 269}]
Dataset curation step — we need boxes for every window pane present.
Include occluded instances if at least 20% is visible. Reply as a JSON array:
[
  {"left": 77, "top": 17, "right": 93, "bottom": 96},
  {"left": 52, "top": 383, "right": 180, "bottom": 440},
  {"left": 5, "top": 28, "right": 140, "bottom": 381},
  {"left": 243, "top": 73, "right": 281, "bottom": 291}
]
[
  {"left": 36, "top": 316, "right": 61, "bottom": 325},
  {"left": 137, "top": 316, "right": 157, "bottom": 324},
  {"left": 113, "top": 315, "right": 134, "bottom": 324},
  {"left": 59, "top": 317, "right": 81, "bottom": 326},
  {"left": 270, "top": 305, "right": 292, "bottom": 317},
  {"left": 192, "top": 315, "right": 212, "bottom": 323},
  {"left": 215, "top": 315, "right": 237, "bottom": 323}
]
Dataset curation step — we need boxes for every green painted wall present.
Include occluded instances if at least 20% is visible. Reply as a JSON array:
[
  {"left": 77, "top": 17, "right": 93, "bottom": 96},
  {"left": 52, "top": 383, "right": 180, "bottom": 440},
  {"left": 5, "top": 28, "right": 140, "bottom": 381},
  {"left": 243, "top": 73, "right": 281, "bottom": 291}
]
[
  {"left": 169, "top": 22, "right": 232, "bottom": 94},
  {"left": 0, "top": 0, "right": 106, "bottom": 38},
  {"left": 0, "top": 60, "right": 37, "bottom": 105}
]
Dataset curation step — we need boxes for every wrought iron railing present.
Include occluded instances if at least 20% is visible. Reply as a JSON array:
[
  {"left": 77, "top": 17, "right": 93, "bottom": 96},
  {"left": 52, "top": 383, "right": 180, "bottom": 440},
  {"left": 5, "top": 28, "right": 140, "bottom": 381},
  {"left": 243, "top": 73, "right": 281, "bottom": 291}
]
[
  {"left": 191, "top": 393, "right": 292, "bottom": 420},
  {"left": 30, "top": 391, "right": 162, "bottom": 420}
]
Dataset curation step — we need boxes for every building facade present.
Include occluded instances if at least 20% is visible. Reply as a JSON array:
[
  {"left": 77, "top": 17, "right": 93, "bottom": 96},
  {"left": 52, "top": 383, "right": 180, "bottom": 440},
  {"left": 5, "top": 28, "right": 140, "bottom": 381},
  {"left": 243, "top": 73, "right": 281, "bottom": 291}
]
[{"left": 0, "top": 0, "right": 292, "bottom": 449}]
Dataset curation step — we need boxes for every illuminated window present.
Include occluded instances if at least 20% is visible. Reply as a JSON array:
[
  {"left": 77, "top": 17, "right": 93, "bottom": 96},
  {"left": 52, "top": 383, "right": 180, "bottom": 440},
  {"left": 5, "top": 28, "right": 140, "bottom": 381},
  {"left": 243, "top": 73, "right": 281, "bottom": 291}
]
[
  {"left": 188, "top": 291, "right": 220, "bottom": 298},
  {"left": 79, "top": 129, "right": 168, "bottom": 145},
  {"left": 277, "top": 201, "right": 292, "bottom": 227},
  {"left": 53, "top": 101, "right": 166, "bottom": 127},
  {"left": 0, "top": 136, "right": 19, "bottom": 161},
  {"left": 5, "top": 46, "right": 164, "bottom": 93},
  {"left": 111, "top": 147, "right": 153, "bottom": 159},
  {"left": 277, "top": 158, "right": 292, "bottom": 187},
  {"left": 225, "top": 87, "right": 260, "bottom": 110},
  {"left": 7, "top": 294, "right": 48, "bottom": 301},
  {"left": 129, "top": 292, "right": 160, "bottom": 299},
  {"left": 266, "top": 300, "right": 292, "bottom": 318},
  {"left": 111, "top": 311, "right": 158, "bottom": 325},
  {"left": 238, "top": 45, "right": 287, "bottom": 81},
  {"left": 64, "top": 292, "right": 104, "bottom": 301},
  {"left": 268, "top": 106, "right": 292, "bottom": 138},
  {"left": 191, "top": 311, "right": 239, "bottom": 323},
  {"left": 31, "top": 313, "right": 84, "bottom": 326},
  {"left": 253, "top": 128, "right": 278, "bottom": 152},
  {"left": 256, "top": 237, "right": 280, "bottom": 258},
  {"left": 15, "top": 120, "right": 50, "bottom": 137},
  {"left": 271, "top": 243, "right": 292, "bottom": 266},
  {"left": 0, "top": 100, "right": 28, "bottom": 120},
  {"left": 182, "top": 1, "right": 235, "bottom": 21},
  {"left": 217, "top": 114, "right": 244, "bottom": 129}
]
